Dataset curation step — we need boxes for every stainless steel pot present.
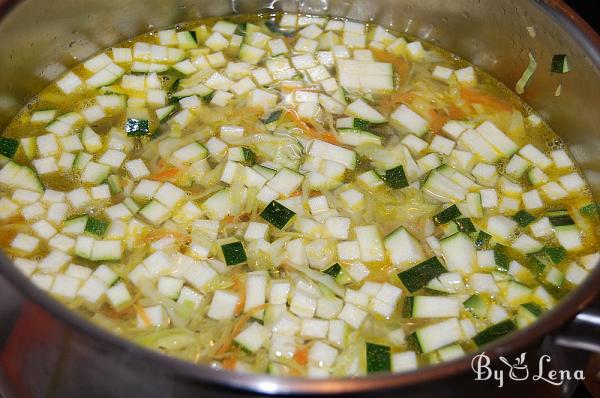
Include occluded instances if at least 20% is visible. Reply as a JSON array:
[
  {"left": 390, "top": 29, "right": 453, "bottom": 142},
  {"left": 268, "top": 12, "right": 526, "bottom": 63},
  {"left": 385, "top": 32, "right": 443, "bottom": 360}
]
[{"left": 0, "top": 0, "right": 599, "bottom": 397}]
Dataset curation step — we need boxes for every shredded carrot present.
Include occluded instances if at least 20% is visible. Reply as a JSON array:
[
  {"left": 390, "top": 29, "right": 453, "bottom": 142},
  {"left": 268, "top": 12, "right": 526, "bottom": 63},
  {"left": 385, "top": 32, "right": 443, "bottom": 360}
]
[
  {"left": 371, "top": 48, "right": 410, "bottom": 79},
  {"left": 318, "top": 132, "right": 338, "bottom": 144},
  {"left": 281, "top": 35, "right": 297, "bottom": 48},
  {"left": 101, "top": 305, "right": 135, "bottom": 319},
  {"left": 280, "top": 262, "right": 290, "bottom": 275},
  {"left": 142, "top": 229, "right": 190, "bottom": 244},
  {"left": 429, "top": 109, "right": 450, "bottom": 134},
  {"left": 121, "top": 178, "right": 132, "bottom": 191},
  {"left": 120, "top": 305, "right": 137, "bottom": 317},
  {"left": 0, "top": 230, "right": 17, "bottom": 247},
  {"left": 233, "top": 274, "right": 246, "bottom": 316},
  {"left": 293, "top": 346, "right": 310, "bottom": 366},
  {"left": 237, "top": 107, "right": 265, "bottom": 131},
  {"left": 378, "top": 91, "right": 416, "bottom": 114},
  {"left": 3, "top": 215, "right": 25, "bottom": 224},
  {"left": 224, "top": 215, "right": 236, "bottom": 224},
  {"left": 285, "top": 109, "right": 338, "bottom": 144},
  {"left": 151, "top": 166, "right": 179, "bottom": 182},
  {"left": 134, "top": 305, "right": 152, "bottom": 327},
  {"left": 231, "top": 274, "right": 242, "bottom": 291},
  {"left": 222, "top": 355, "right": 238, "bottom": 370},
  {"left": 460, "top": 87, "right": 513, "bottom": 112},
  {"left": 448, "top": 104, "right": 466, "bottom": 120},
  {"left": 215, "top": 303, "right": 269, "bottom": 356},
  {"left": 289, "top": 190, "right": 302, "bottom": 197}
]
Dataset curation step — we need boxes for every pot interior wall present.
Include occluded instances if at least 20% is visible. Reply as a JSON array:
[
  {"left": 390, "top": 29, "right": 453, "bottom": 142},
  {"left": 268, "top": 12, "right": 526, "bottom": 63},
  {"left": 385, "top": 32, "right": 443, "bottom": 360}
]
[
  {"left": 0, "top": 1, "right": 599, "bottom": 395},
  {"left": 1, "top": 0, "right": 599, "bottom": 197}
]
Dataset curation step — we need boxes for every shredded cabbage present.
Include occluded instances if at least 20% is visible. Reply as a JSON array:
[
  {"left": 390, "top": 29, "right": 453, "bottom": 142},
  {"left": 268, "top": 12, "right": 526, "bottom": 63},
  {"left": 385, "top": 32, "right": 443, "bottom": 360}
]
[{"left": 515, "top": 52, "right": 537, "bottom": 94}]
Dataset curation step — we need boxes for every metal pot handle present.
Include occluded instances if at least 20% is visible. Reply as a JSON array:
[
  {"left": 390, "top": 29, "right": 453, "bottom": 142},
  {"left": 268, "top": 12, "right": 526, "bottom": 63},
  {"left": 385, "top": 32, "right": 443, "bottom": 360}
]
[
  {"left": 543, "top": 306, "right": 600, "bottom": 397},
  {"left": 554, "top": 308, "right": 600, "bottom": 353}
]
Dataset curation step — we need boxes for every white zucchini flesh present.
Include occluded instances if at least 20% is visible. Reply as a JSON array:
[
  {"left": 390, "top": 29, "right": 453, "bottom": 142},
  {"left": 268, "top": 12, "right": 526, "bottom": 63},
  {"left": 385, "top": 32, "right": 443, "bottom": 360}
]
[
  {"left": 384, "top": 227, "right": 424, "bottom": 266},
  {"left": 336, "top": 58, "right": 394, "bottom": 90},
  {"left": 266, "top": 168, "right": 305, "bottom": 196},
  {"left": 0, "top": 162, "right": 43, "bottom": 192},
  {"left": 511, "top": 234, "right": 543, "bottom": 254},
  {"left": 459, "top": 129, "right": 501, "bottom": 162},
  {"left": 244, "top": 272, "right": 268, "bottom": 316},
  {"left": 308, "top": 140, "right": 356, "bottom": 170},
  {"left": 439, "top": 232, "right": 476, "bottom": 273},
  {"left": 207, "top": 290, "right": 239, "bottom": 320},
  {"left": 234, "top": 322, "right": 269, "bottom": 352},
  {"left": 565, "top": 262, "right": 588, "bottom": 285},
  {"left": 412, "top": 318, "right": 462, "bottom": 353},
  {"left": 338, "top": 73, "right": 394, "bottom": 91},
  {"left": 337, "top": 59, "right": 393, "bottom": 75},
  {"left": 344, "top": 99, "right": 387, "bottom": 124},
  {"left": 519, "top": 144, "right": 553, "bottom": 170},
  {"left": 555, "top": 225, "right": 583, "bottom": 251},
  {"left": 1, "top": 13, "right": 597, "bottom": 378},
  {"left": 392, "top": 351, "right": 418, "bottom": 372},
  {"left": 487, "top": 215, "right": 518, "bottom": 240},
  {"left": 475, "top": 121, "right": 518, "bottom": 157},
  {"left": 173, "top": 142, "right": 208, "bottom": 163},
  {"left": 354, "top": 225, "right": 385, "bottom": 262},
  {"left": 201, "top": 189, "right": 232, "bottom": 220},
  {"left": 410, "top": 296, "right": 461, "bottom": 318},
  {"left": 337, "top": 129, "right": 382, "bottom": 146},
  {"left": 390, "top": 105, "right": 429, "bottom": 136},
  {"left": 427, "top": 272, "right": 465, "bottom": 294},
  {"left": 422, "top": 169, "right": 468, "bottom": 203}
]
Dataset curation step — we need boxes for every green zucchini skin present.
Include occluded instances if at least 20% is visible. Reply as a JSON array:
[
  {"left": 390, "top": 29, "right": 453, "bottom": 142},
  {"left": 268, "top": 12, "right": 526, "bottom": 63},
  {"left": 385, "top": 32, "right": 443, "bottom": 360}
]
[
  {"left": 260, "top": 200, "right": 296, "bottom": 229},
  {"left": 398, "top": 257, "right": 447, "bottom": 293}
]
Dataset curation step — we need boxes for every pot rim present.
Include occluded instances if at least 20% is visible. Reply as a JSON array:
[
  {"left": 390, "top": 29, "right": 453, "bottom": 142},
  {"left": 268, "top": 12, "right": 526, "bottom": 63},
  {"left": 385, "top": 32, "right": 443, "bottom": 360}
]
[{"left": 0, "top": 0, "right": 599, "bottom": 394}]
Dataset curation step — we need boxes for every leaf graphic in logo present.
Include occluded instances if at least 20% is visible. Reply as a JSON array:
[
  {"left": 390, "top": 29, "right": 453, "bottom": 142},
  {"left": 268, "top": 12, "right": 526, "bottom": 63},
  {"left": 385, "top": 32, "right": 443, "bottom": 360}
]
[{"left": 499, "top": 356, "right": 511, "bottom": 368}]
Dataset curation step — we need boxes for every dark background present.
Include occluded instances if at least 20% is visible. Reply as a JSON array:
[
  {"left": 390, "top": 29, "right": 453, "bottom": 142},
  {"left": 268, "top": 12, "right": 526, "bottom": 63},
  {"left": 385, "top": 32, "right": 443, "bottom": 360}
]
[{"left": 565, "top": 0, "right": 600, "bottom": 32}]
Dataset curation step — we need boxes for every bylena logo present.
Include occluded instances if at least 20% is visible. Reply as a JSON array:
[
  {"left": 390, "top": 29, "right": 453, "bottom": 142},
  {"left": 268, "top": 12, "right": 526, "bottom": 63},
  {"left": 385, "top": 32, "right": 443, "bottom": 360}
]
[{"left": 471, "top": 352, "right": 585, "bottom": 388}]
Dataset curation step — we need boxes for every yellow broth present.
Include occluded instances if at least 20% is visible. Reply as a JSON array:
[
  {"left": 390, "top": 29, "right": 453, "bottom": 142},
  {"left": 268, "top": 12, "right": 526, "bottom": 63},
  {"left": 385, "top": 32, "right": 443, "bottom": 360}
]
[{"left": 0, "top": 13, "right": 598, "bottom": 376}]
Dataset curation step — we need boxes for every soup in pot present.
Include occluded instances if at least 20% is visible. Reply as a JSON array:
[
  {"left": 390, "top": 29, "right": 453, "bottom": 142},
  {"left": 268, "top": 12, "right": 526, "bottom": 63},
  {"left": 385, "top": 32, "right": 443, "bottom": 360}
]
[{"left": 0, "top": 13, "right": 598, "bottom": 377}]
